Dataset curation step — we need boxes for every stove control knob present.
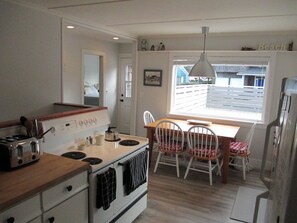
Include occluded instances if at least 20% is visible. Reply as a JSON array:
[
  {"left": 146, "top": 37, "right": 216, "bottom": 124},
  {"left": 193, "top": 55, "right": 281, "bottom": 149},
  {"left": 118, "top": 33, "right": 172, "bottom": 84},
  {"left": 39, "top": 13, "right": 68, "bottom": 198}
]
[{"left": 79, "top": 120, "right": 83, "bottom": 126}]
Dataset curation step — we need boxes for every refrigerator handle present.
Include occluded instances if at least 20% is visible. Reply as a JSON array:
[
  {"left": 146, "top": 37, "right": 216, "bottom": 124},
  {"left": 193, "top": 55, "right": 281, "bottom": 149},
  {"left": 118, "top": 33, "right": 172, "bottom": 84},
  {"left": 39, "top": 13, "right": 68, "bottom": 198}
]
[
  {"left": 260, "top": 123, "right": 273, "bottom": 188},
  {"left": 260, "top": 91, "right": 284, "bottom": 188},
  {"left": 252, "top": 191, "right": 269, "bottom": 223}
]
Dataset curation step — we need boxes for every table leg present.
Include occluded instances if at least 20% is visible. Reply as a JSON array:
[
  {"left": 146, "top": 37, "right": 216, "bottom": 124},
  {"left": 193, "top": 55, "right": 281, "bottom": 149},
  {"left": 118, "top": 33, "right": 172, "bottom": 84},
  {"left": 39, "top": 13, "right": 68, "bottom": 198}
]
[
  {"left": 146, "top": 128, "right": 154, "bottom": 168},
  {"left": 221, "top": 138, "right": 230, "bottom": 184}
]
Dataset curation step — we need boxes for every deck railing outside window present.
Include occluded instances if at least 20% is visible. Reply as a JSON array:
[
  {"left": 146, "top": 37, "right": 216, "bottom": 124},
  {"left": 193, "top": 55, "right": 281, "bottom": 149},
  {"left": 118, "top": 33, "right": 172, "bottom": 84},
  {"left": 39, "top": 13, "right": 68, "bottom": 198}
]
[{"left": 174, "top": 84, "right": 264, "bottom": 120}]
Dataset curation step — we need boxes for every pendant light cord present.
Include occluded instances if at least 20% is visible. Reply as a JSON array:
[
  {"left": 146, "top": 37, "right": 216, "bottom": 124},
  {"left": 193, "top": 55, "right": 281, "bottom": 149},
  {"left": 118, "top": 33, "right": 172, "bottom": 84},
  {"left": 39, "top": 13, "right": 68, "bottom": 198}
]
[{"left": 201, "top": 26, "right": 208, "bottom": 53}]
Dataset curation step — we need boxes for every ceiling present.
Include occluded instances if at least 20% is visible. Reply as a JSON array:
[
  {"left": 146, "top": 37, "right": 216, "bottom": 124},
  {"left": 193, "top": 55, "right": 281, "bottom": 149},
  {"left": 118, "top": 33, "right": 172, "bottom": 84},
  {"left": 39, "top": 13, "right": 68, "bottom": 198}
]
[{"left": 17, "top": 0, "right": 297, "bottom": 42}]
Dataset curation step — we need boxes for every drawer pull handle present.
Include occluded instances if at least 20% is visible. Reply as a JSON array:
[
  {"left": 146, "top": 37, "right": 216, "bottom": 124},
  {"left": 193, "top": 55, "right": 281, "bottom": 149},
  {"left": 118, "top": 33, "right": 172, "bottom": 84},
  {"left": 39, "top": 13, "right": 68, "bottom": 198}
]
[
  {"left": 7, "top": 217, "right": 15, "bottom": 223},
  {"left": 48, "top": 217, "right": 55, "bottom": 223},
  {"left": 66, "top": 185, "right": 73, "bottom": 192}
]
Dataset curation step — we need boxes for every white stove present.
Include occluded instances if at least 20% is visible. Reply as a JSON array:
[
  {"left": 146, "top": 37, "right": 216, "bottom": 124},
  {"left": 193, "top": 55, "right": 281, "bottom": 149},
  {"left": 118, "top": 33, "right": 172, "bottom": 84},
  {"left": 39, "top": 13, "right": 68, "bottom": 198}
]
[
  {"left": 39, "top": 108, "right": 149, "bottom": 223},
  {"left": 52, "top": 134, "right": 148, "bottom": 173}
]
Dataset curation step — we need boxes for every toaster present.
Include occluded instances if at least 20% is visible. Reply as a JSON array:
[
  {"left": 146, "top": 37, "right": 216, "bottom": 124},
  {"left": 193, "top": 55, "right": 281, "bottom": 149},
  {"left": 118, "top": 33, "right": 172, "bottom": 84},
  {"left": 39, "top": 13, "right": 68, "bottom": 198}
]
[{"left": 0, "top": 135, "right": 40, "bottom": 170}]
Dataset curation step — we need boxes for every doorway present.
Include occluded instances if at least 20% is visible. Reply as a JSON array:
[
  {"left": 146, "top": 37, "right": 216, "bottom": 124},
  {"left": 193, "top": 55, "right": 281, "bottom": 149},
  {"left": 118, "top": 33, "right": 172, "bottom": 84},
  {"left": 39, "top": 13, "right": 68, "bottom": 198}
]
[
  {"left": 82, "top": 50, "right": 104, "bottom": 106},
  {"left": 118, "top": 56, "right": 132, "bottom": 134}
]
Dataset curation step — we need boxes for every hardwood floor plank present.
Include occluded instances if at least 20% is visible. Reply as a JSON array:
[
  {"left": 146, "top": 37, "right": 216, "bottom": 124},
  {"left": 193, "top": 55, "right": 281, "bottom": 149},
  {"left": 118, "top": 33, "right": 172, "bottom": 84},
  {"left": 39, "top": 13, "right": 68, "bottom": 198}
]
[{"left": 134, "top": 152, "right": 265, "bottom": 223}]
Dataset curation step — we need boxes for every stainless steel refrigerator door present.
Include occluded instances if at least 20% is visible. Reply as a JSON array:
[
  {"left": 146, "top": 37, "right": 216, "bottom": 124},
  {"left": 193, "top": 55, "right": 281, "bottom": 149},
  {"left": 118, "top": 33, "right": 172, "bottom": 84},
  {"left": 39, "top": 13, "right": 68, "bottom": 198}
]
[{"left": 267, "top": 93, "right": 297, "bottom": 223}]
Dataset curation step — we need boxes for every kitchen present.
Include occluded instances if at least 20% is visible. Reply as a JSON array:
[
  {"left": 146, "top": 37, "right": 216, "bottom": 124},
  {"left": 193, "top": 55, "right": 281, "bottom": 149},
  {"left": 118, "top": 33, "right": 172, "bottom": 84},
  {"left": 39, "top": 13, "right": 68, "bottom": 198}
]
[{"left": 1, "top": 0, "right": 297, "bottom": 223}]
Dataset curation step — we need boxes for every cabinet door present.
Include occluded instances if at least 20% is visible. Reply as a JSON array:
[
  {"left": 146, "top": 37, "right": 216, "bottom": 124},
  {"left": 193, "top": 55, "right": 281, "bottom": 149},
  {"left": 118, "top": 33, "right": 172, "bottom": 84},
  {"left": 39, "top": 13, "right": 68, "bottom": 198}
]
[
  {"left": 0, "top": 194, "right": 41, "bottom": 223},
  {"left": 43, "top": 189, "right": 88, "bottom": 223}
]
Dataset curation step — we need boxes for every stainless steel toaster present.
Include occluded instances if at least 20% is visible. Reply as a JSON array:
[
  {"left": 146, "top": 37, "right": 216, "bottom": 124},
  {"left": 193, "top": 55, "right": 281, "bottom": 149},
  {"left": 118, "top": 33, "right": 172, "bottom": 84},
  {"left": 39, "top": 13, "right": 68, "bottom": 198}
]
[{"left": 0, "top": 135, "right": 40, "bottom": 170}]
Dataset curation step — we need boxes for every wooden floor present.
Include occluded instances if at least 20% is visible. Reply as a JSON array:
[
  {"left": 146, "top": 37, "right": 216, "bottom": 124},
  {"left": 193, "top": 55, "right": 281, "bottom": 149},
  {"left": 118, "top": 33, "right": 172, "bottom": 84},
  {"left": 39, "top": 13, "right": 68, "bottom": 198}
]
[{"left": 134, "top": 153, "right": 266, "bottom": 223}]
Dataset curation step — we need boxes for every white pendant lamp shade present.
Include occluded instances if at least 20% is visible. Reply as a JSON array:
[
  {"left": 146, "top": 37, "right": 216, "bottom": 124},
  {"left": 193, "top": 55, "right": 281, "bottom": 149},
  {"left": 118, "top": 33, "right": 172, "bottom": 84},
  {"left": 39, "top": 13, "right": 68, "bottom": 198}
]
[
  {"left": 189, "top": 27, "right": 216, "bottom": 78},
  {"left": 189, "top": 52, "right": 216, "bottom": 77}
]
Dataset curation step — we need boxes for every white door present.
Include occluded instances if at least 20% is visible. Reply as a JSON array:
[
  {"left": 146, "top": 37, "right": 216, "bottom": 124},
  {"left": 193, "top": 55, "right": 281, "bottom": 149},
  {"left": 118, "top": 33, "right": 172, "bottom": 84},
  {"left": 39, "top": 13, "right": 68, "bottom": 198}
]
[{"left": 118, "top": 58, "right": 132, "bottom": 134}]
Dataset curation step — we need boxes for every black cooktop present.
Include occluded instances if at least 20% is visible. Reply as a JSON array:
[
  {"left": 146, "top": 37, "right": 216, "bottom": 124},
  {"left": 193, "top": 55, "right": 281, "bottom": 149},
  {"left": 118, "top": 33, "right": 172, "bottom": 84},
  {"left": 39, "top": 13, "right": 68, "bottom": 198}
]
[
  {"left": 61, "top": 151, "right": 86, "bottom": 160},
  {"left": 82, "top": 157, "right": 102, "bottom": 165},
  {"left": 119, "top": 139, "right": 140, "bottom": 146}
]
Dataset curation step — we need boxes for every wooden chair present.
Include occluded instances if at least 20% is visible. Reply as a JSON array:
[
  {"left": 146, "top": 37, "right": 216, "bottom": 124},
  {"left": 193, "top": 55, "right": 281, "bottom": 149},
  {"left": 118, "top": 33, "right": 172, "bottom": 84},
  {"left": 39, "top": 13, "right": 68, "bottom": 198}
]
[
  {"left": 229, "top": 122, "right": 257, "bottom": 180},
  {"left": 154, "top": 120, "right": 185, "bottom": 177},
  {"left": 184, "top": 125, "right": 221, "bottom": 185}
]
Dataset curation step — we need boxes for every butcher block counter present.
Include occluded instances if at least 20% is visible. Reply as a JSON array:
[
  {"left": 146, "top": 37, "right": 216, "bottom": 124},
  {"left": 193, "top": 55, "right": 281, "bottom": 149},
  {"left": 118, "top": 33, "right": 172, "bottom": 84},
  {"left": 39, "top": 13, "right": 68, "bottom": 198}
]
[{"left": 0, "top": 153, "right": 89, "bottom": 212}]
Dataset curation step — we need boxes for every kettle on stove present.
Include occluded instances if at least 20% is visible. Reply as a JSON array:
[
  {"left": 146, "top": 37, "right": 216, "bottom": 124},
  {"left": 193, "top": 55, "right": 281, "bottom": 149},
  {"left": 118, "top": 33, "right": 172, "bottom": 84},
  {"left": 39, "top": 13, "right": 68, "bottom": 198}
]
[{"left": 105, "top": 127, "right": 120, "bottom": 141}]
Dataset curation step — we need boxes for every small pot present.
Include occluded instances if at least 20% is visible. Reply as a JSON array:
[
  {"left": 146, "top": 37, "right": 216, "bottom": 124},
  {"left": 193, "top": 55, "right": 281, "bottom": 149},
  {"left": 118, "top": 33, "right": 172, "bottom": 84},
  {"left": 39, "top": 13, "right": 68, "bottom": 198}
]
[{"left": 105, "top": 127, "right": 120, "bottom": 141}]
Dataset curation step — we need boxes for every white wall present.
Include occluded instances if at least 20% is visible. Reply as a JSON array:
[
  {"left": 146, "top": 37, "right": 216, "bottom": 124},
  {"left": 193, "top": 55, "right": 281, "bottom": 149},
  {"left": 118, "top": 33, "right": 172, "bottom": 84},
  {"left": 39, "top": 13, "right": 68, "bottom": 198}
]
[
  {"left": 63, "top": 32, "right": 119, "bottom": 126},
  {"left": 136, "top": 51, "right": 169, "bottom": 137},
  {"left": 0, "top": 1, "right": 62, "bottom": 122}
]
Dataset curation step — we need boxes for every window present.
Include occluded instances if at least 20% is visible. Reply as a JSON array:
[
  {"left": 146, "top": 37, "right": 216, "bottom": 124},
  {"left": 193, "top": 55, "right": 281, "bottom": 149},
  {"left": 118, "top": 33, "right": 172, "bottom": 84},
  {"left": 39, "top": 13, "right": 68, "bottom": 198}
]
[
  {"left": 170, "top": 53, "right": 271, "bottom": 122},
  {"left": 125, "top": 64, "right": 132, "bottom": 98}
]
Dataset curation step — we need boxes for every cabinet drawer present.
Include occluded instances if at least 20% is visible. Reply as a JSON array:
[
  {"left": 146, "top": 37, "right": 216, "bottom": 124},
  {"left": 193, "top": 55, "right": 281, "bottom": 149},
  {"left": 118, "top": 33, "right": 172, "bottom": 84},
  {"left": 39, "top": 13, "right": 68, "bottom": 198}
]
[
  {"left": 43, "top": 189, "right": 88, "bottom": 223},
  {"left": 42, "top": 171, "right": 88, "bottom": 211},
  {"left": 0, "top": 194, "right": 41, "bottom": 223}
]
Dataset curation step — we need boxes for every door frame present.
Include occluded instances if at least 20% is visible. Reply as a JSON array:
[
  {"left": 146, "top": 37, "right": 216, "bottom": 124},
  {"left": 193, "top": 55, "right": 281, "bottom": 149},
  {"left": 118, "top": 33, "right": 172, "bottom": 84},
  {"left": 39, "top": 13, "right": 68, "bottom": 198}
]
[{"left": 81, "top": 49, "right": 105, "bottom": 106}]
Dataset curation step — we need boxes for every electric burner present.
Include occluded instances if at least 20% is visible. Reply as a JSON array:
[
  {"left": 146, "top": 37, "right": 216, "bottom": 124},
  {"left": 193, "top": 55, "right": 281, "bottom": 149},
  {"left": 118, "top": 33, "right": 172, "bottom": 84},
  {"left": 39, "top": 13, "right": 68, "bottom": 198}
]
[
  {"left": 82, "top": 157, "right": 102, "bottom": 165},
  {"left": 61, "top": 151, "right": 86, "bottom": 160},
  {"left": 119, "top": 139, "right": 140, "bottom": 146}
]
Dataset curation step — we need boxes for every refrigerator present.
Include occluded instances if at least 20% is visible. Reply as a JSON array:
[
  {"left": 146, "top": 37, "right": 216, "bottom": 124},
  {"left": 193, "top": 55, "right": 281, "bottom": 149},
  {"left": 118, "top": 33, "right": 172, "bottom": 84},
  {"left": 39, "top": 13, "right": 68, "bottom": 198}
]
[{"left": 253, "top": 77, "right": 297, "bottom": 223}]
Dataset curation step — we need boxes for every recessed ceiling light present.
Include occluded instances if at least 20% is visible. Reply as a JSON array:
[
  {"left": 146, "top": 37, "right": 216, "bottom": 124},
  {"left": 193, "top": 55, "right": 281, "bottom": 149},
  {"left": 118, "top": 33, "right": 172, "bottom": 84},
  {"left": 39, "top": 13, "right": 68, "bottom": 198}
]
[
  {"left": 66, "top": 25, "right": 75, "bottom": 29},
  {"left": 113, "top": 37, "right": 119, "bottom": 40}
]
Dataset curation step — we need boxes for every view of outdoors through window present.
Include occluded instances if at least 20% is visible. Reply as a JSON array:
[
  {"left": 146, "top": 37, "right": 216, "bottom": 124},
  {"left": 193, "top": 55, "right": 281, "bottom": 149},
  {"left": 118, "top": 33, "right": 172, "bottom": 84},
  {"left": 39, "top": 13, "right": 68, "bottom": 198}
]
[
  {"left": 125, "top": 64, "right": 132, "bottom": 97},
  {"left": 172, "top": 63, "right": 267, "bottom": 121}
]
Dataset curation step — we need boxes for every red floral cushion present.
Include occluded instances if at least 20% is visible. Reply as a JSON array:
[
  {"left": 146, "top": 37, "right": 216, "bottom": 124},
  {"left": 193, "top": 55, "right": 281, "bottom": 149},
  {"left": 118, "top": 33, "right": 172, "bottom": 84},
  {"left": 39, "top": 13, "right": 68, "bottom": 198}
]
[
  {"left": 230, "top": 142, "right": 248, "bottom": 155},
  {"left": 189, "top": 147, "right": 218, "bottom": 158},
  {"left": 158, "top": 142, "right": 184, "bottom": 153}
]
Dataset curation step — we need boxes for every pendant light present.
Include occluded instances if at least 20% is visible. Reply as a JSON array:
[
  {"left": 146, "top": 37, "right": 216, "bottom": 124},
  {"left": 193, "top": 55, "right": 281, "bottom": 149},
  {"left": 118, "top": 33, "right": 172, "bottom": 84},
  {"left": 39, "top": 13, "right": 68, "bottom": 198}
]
[{"left": 189, "top": 26, "right": 216, "bottom": 78}]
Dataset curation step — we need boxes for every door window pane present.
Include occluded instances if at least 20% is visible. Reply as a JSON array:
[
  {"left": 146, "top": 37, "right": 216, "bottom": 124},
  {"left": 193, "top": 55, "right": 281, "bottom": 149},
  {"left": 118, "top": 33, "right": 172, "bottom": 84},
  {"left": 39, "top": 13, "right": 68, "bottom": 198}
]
[{"left": 125, "top": 64, "right": 132, "bottom": 98}]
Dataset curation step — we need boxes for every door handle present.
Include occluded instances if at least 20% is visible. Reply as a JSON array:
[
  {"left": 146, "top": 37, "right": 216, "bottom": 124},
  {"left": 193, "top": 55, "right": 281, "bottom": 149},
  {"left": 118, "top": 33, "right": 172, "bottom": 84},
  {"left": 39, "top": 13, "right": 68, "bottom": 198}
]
[{"left": 120, "top": 99, "right": 124, "bottom": 102}]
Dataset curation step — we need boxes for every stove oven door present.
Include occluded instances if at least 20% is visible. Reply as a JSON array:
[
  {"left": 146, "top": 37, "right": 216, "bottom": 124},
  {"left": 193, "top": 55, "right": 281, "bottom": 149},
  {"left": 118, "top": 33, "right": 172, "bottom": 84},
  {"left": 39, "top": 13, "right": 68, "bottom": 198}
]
[
  {"left": 89, "top": 164, "right": 114, "bottom": 223},
  {"left": 114, "top": 147, "right": 148, "bottom": 216}
]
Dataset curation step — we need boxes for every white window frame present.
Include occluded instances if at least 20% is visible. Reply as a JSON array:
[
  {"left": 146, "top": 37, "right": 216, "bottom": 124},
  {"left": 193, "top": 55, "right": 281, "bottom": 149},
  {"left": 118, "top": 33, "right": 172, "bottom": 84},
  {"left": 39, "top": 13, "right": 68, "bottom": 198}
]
[{"left": 167, "top": 51, "right": 276, "bottom": 124}]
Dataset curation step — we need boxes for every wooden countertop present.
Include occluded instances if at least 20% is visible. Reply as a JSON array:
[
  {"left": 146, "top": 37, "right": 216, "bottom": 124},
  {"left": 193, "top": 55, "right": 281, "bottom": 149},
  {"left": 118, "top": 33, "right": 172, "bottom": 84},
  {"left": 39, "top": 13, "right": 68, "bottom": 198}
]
[{"left": 0, "top": 153, "right": 89, "bottom": 212}]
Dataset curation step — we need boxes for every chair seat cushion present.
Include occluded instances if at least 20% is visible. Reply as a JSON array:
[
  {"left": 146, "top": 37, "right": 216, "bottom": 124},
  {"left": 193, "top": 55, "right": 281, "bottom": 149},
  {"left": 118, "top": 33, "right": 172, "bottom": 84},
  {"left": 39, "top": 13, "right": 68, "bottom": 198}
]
[
  {"left": 158, "top": 142, "right": 184, "bottom": 153},
  {"left": 230, "top": 141, "right": 248, "bottom": 155},
  {"left": 189, "top": 147, "right": 219, "bottom": 159}
]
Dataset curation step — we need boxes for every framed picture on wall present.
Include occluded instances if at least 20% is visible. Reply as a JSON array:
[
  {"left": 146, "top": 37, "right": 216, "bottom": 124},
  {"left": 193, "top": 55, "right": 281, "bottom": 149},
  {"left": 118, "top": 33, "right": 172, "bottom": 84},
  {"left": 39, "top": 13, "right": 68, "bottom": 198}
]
[{"left": 143, "top": 69, "right": 162, "bottom": 86}]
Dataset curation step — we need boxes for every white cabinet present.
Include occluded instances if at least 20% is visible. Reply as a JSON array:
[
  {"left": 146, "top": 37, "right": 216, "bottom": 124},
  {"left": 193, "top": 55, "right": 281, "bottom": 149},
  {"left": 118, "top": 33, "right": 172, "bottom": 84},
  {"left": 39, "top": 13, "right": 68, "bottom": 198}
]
[
  {"left": 42, "top": 171, "right": 88, "bottom": 211},
  {"left": 28, "top": 217, "right": 42, "bottom": 223},
  {"left": 42, "top": 171, "right": 89, "bottom": 223},
  {"left": 0, "top": 171, "right": 88, "bottom": 223},
  {"left": 42, "top": 189, "right": 88, "bottom": 223},
  {"left": 0, "top": 194, "right": 41, "bottom": 223}
]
